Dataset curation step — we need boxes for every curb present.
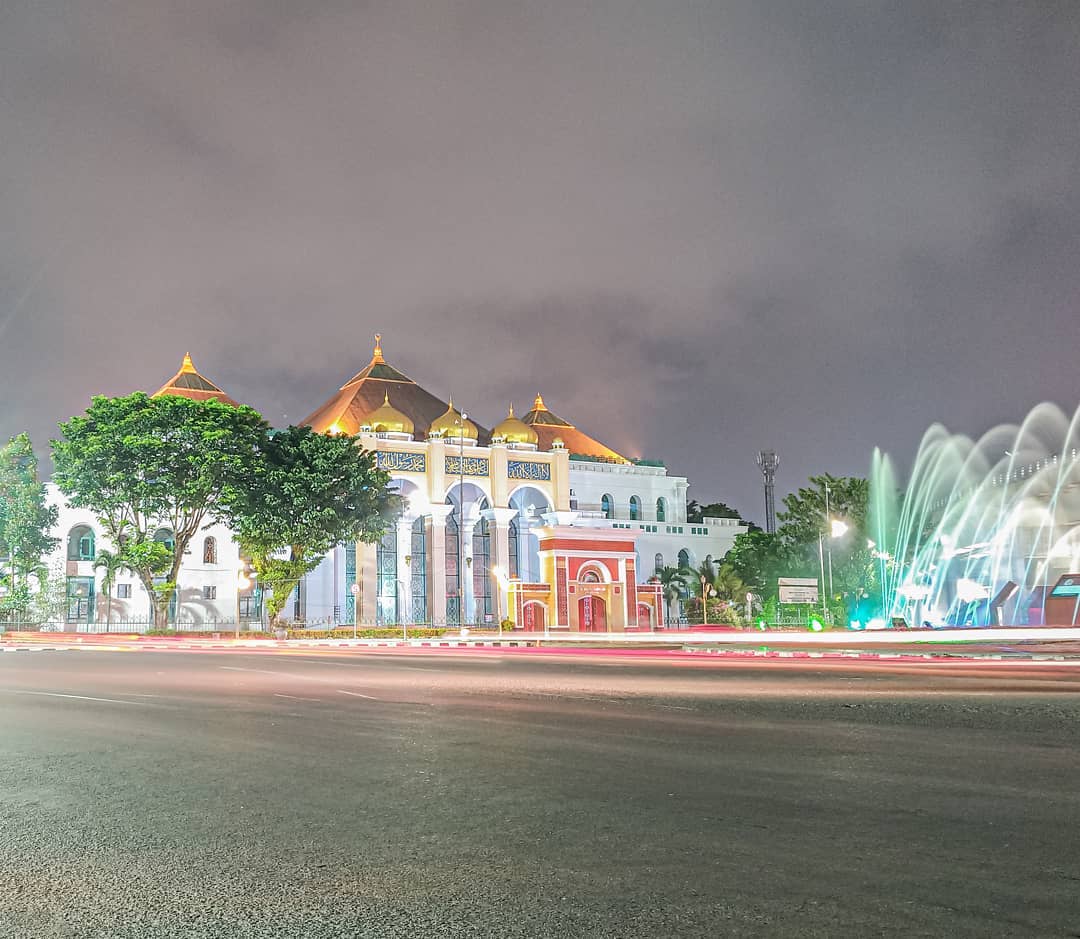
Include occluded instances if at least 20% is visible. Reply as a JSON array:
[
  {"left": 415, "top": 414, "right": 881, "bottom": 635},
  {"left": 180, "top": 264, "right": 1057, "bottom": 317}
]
[{"left": 681, "top": 647, "right": 1073, "bottom": 664}]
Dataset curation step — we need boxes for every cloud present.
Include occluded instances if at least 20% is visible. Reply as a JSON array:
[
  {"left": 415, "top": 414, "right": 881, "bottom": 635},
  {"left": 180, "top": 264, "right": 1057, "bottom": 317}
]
[{"left": 2, "top": 0, "right": 1079, "bottom": 517}]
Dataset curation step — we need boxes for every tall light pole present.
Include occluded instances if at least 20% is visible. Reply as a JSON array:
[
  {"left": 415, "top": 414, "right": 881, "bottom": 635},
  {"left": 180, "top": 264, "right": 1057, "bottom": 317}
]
[
  {"left": 454, "top": 409, "right": 468, "bottom": 627},
  {"left": 825, "top": 481, "right": 833, "bottom": 598}
]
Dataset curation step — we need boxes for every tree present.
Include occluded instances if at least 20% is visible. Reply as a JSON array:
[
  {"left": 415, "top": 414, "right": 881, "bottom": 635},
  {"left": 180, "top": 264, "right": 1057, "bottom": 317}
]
[
  {"left": 777, "top": 474, "right": 874, "bottom": 604},
  {"left": 686, "top": 500, "right": 744, "bottom": 524},
  {"left": 723, "top": 529, "right": 797, "bottom": 597},
  {"left": 222, "top": 425, "right": 396, "bottom": 626},
  {"left": 654, "top": 566, "right": 690, "bottom": 623},
  {"left": 0, "top": 434, "right": 59, "bottom": 622},
  {"left": 52, "top": 393, "right": 268, "bottom": 628}
]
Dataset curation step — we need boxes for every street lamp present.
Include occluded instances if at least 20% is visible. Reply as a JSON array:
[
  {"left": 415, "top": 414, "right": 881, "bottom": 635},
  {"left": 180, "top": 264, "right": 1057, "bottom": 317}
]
[{"left": 455, "top": 409, "right": 468, "bottom": 628}]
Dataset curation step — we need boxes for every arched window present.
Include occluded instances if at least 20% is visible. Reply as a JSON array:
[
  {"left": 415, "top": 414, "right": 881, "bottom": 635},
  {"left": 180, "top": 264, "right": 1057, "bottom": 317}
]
[
  {"left": 473, "top": 518, "right": 492, "bottom": 623},
  {"left": 203, "top": 536, "right": 217, "bottom": 565},
  {"left": 678, "top": 548, "right": 691, "bottom": 570},
  {"left": 410, "top": 517, "right": 427, "bottom": 625},
  {"left": 446, "top": 508, "right": 461, "bottom": 624},
  {"left": 580, "top": 568, "right": 601, "bottom": 584},
  {"left": 629, "top": 496, "right": 641, "bottom": 521},
  {"left": 508, "top": 518, "right": 519, "bottom": 580},
  {"left": 67, "top": 525, "right": 95, "bottom": 561},
  {"left": 654, "top": 553, "right": 664, "bottom": 574},
  {"left": 376, "top": 528, "right": 398, "bottom": 626},
  {"left": 153, "top": 528, "right": 176, "bottom": 552},
  {"left": 656, "top": 498, "right": 666, "bottom": 522},
  {"left": 601, "top": 494, "right": 614, "bottom": 519}
]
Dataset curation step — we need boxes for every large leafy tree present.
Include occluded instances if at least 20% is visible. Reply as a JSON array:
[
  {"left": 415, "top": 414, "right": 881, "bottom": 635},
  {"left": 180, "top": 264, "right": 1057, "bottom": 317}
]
[
  {"left": 223, "top": 425, "right": 396, "bottom": 625},
  {"left": 0, "top": 434, "right": 59, "bottom": 621},
  {"left": 723, "top": 529, "right": 798, "bottom": 597},
  {"left": 52, "top": 393, "right": 268, "bottom": 628}
]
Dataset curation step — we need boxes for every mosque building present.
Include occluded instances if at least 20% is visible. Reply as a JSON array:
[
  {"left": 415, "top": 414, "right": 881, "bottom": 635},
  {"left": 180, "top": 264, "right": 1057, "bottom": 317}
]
[{"left": 46, "top": 338, "right": 746, "bottom": 631}]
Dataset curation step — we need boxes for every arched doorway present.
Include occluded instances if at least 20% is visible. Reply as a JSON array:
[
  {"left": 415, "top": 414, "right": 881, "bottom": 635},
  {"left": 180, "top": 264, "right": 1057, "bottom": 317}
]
[
  {"left": 578, "top": 595, "right": 607, "bottom": 632},
  {"left": 522, "top": 601, "right": 546, "bottom": 632},
  {"left": 637, "top": 603, "right": 653, "bottom": 629}
]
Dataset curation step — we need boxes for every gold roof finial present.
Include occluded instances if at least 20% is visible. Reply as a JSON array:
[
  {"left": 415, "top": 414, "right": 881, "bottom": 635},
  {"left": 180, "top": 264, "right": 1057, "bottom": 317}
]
[
  {"left": 508, "top": 402, "right": 515, "bottom": 417},
  {"left": 372, "top": 333, "right": 384, "bottom": 364},
  {"left": 181, "top": 352, "right": 197, "bottom": 373},
  {"left": 383, "top": 390, "right": 390, "bottom": 404},
  {"left": 533, "top": 392, "right": 547, "bottom": 411}
]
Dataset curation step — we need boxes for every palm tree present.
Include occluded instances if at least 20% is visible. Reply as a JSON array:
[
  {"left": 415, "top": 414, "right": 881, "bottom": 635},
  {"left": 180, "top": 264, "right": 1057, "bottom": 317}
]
[
  {"left": 655, "top": 566, "right": 690, "bottom": 624},
  {"left": 712, "top": 562, "right": 748, "bottom": 604},
  {"left": 93, "top": 549, "right": 128, "bottom": 630}
]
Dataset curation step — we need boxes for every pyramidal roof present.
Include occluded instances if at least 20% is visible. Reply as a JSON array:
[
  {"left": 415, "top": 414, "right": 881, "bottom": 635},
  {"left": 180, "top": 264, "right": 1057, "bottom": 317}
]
[
  {"left": 302, "top": 335, "right": 490, "bottom": 440},
  {"left": 521, "top": 393, "right": 629, "bottom": 463},
  {"left": 152, "top": 353, "right": 240, "bottom": 407}
]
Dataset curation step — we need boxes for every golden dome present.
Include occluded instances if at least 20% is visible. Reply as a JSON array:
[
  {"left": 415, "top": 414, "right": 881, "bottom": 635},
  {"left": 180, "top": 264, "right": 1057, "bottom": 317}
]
[
  {"left": 492, "top": 403, "right": 538, "bottom": 446},
  {"left": 428, "top": 397, "right": 478, "bottom": 440},
  {"left": 367, "top": 391, "right": 414, "bottom": 436}
]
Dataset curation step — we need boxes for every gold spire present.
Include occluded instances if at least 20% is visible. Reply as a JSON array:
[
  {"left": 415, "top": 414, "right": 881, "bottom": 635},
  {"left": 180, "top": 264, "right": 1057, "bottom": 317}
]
[
  {"left": 372, "top": 333, "right": 384, "bottom": 364},
  {"left": 532, "top": 392, "right": 547, "bottom": 412},
  {"left": 180, "top": 352, "right": 197, "bottom": 373}
]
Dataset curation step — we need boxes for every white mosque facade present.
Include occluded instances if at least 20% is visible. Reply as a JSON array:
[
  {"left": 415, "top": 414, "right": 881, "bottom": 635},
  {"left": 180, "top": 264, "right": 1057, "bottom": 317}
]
[{"left": 43, "top": 339, "right": 746, "bottom": 632}]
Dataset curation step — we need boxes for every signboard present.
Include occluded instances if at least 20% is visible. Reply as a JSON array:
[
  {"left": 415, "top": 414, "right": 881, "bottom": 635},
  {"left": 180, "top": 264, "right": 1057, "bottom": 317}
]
[
  {"left": 778, "top": 577, "right": 819, "bottom": 604},
  {"left": 349, "top": 583, "right": 361, "bottom": 596}
]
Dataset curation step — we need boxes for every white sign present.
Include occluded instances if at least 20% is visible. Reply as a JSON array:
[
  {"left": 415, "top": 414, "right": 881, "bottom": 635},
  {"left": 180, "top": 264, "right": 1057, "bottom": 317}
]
[
  {"left": 349, "top": 583, "right": 361, "bottom": 596},
  {"left": 778, "top": 577, "right": 819, "bottom": 604}
]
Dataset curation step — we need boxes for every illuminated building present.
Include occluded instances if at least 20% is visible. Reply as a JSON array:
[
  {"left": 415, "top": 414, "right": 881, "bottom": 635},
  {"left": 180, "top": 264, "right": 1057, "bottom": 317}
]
[{"left": 46, "top": 341, "right": 746, "bottom": 631}]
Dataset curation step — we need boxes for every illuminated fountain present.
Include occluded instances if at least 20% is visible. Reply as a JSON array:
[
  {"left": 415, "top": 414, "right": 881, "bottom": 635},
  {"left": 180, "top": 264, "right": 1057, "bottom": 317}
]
[{"left": 870, "top": 402, "right": 1080, "bottom": 626}]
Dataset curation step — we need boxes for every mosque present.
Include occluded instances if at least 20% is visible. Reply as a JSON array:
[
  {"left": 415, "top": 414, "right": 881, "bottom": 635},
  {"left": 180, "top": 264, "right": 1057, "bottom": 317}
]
[{"left": 48, "top": 337, "right": 746, "bottom": 631}]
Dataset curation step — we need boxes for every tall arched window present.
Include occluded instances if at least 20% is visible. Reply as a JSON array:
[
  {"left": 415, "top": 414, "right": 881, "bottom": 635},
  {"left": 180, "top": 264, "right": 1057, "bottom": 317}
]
[
  {"left": 446, "top": 509, "right": 461, "bottom": 624},
  {"left": 678, "top": 548, "right": 691, "bottom": 570},
  {"left": 203, "top": 536, "right": 217, "bottom": 565},
  {"left": 601, "top": 494, "right": 614, "bottom": 519},
  {"left": 629, "top": 496, "right": 641, "bottom": 520},
  {"left": 654, "top": 553, "right": 664, "bottom": 574},
  {"left": 508, "top": 518, "right": 519, "bottom": 580},
  {"left": 473, "top": 518, "right": 492, "bottom": 623},
  {"left": 410, "top": 517, "right": 427, "bottom": 624},
  {"left": 376, "top": 528, "right": 398, "bottom": 625},
  {"left": 67, "top": 525, "right": 95, "bottom": 561},
  {"left": 656, "top": 498, "right": 666, "bottom": 522}
]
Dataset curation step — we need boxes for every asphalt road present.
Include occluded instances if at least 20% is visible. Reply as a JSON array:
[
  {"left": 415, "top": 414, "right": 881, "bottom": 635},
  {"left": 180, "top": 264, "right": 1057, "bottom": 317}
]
[{"left": 2, "top": 649, "right": 1079, "bottom": 938}]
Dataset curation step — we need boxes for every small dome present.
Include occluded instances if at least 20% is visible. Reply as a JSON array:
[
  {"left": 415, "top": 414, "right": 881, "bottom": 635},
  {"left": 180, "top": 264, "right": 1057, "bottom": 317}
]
[
  {"left": 551, "top": 436, "right": 566, "bottom": 449},
  {"left": 492, "top": 403, "right": 538, "bottom": 446},
  {"left": 367, "top": 391, "right": 414, "bottom": 436},
  {"left": 428, "top": 397, "right": 478, "bottom": 440}
]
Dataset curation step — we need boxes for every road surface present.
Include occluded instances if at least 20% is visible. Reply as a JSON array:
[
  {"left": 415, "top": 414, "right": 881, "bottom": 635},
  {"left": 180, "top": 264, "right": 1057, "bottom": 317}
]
[{"left": 2, "top": 649, "right": 1079, "bottom": 938}]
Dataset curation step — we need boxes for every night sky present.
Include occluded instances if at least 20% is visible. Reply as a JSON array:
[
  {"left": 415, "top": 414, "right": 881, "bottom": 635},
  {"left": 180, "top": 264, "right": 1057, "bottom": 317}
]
[{"left": 2, "top": 2, "right": 1079, "bottom": 521}]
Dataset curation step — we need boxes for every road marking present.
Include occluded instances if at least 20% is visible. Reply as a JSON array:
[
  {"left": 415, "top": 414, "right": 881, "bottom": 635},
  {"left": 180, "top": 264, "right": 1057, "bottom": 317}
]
[
  {"left": 657, "top": 704, "right": 696, "bottom": 711},
  {"left": 273, "top": 693, "right": 321, "bottom": 702},
  {"left": 338, "top": 690, "right": 379, "bottom": 700},
  {"left": 12, "top": 691, "right": 144, "bottom": 706}
]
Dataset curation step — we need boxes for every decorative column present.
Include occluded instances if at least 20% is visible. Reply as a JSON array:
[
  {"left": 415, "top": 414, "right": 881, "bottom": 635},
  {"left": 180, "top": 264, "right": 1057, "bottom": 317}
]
[
  {"left": 427, "top": 504, "right": 453, "bottom": 626},
  {"left": 356, "top": 537, "right": 378, "bottom": 625},
  {"left": 483, "top": 507, "right": 518, "bottom": 623},
  {"left": 461, "top": 515, "right": 478, "bottom": 625}
]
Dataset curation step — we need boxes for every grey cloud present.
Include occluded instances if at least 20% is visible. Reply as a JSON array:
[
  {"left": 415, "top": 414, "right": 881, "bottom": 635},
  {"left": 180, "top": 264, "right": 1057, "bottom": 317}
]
[{"left": 2, "top": 0, "right": 1079, "bottom": 519}]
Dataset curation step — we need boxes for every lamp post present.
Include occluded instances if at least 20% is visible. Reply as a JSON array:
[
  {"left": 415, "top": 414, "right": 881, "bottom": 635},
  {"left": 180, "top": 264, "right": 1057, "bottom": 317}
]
[
  {"left": 700, "top": 575, "right": 709, "bottom": 626},
  {"left": 349, "top": 581, "right": 360, "bottom": 639},
  {"left": 455, "top": 409, "right": 468, "bottom": 628}
]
